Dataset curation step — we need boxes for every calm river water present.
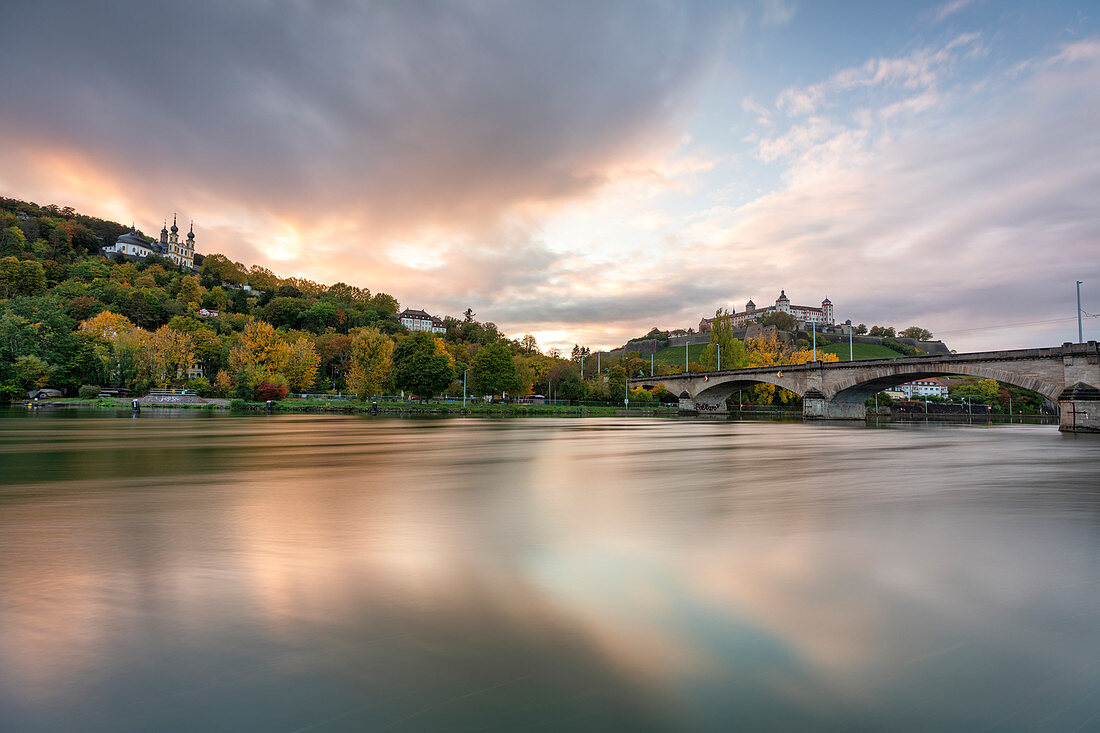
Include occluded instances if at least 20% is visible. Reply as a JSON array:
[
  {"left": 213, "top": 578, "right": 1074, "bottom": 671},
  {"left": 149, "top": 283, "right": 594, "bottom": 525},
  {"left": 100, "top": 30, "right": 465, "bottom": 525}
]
[{"left": 0, "top": 409, "right": 1098, "bottom": 731}]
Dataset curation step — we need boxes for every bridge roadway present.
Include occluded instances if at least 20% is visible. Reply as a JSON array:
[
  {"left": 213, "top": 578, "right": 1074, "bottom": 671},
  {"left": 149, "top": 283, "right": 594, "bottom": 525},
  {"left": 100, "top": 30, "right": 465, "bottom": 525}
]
[{"left": 628, "top": 341, "right": 1100, "bottom": 432}]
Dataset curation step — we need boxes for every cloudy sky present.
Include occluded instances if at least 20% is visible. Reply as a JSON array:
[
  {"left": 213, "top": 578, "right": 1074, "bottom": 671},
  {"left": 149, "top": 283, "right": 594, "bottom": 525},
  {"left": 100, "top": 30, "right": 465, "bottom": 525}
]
[{"left": 1, "top": 0, "right": 1097, "bottom": 351}]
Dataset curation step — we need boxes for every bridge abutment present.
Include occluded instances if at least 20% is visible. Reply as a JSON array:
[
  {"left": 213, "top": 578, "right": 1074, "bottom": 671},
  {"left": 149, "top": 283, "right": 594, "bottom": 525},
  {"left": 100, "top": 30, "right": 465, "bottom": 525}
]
[
  {"left": 803, "top": 390, "right": 866, "bottom": 420},
  {"left": 1058, "top": 383, "right": 1100, "bottom": 433}
]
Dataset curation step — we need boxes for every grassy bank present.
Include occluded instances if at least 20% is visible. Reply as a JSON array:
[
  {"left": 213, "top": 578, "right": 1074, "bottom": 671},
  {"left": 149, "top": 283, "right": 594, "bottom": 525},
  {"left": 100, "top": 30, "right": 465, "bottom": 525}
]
[
  {"left": 647, "top": 343, "right": 708, "bottom": 368},
  {"left": 820, "top": 342, "right": 906, "bottom": 361}
]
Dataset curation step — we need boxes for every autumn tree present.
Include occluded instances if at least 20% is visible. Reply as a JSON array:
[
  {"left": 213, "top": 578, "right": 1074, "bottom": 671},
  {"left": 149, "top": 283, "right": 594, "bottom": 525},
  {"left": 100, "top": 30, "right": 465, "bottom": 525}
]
[
  {"left": 147, "top": 326, "right": 195, "bottom": 387},
  {"left": 519, "top": 334, "right": 539, "bottom": 354},
  {"left": 282, "top": 336, "right": 321, "bottom": 393},
  {"left": 346, "top": 327, "right": 393, "bottom": 398}
]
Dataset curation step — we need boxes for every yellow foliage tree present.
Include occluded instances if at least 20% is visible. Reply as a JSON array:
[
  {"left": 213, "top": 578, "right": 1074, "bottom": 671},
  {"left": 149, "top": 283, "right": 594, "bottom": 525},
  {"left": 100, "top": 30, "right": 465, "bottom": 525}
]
[
  {"left": 79, "top": 311, "right": 137, "bottom": 341},
  {"left": 229, "top": 319, "right": 289, "bottom": 375},
  {"left": 178, "top": 275, "right": 204, "bottom": 309},
  {"left": 148, "top": 326, "right": 195, "bottom": 387},
  {"left": 346, "top": 327, "right": 393, "bottom": 398},
  {"left": 282, "top": 336, "right": 321, "bottom": 393}
]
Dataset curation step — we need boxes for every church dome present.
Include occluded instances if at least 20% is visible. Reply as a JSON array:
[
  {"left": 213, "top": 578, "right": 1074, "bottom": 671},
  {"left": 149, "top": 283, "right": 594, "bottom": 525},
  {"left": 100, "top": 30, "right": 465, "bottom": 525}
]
[{"left": 115, "top": 230, "right": 150, "bottom": 247}]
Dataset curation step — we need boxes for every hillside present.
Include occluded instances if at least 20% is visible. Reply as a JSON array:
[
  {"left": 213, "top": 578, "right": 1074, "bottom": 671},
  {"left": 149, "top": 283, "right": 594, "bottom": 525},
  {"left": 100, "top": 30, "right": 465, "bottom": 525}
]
[{"left": 0, "top": 195, "right": 594, "bottom": 402}]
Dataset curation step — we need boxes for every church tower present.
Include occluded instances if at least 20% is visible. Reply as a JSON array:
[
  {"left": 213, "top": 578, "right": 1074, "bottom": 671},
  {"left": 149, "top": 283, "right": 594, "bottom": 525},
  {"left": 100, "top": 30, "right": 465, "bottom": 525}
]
[
  {"left": 182, "top": 221, "right": 195, "bottom": 270},
  {"left": 168, "top": 214, "right": 179, "bottom": 246},
  {"left": 160, "top": 221, "right": 168, "bottom": 246}
]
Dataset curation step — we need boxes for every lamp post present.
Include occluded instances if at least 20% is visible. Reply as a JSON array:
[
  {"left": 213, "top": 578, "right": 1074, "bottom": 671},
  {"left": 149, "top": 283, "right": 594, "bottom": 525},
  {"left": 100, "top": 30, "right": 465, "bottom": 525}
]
[
  {"left": 1077, "top": 280, "right": 1084, "bottom": 343},
  {"left": 849, "top": 324, "right": 853, "bottom": 361},
  {"left": 684, "top": 341, "right": 689, "bottom": 373},
  {"left": 717, "top": 342, "right": 721, "bottom": 371},
  {"left": 650, "top": 352, "right": 654, "bottom": 377},
  {"left": 812, "top": 321, "right": 816, "bottom": 361},
  {"left": 462, "top": 368, "right": 468, "bottom": 407}
]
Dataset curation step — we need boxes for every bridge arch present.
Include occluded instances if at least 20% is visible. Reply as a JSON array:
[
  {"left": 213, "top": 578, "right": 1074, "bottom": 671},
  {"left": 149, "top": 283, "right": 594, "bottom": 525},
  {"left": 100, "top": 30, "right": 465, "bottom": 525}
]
[
  {"left": 828, "top": 363, "right": 1062, "bottom": 405},
  {"left": 695, "top": 375, "right": 806, "bottom": 403}
]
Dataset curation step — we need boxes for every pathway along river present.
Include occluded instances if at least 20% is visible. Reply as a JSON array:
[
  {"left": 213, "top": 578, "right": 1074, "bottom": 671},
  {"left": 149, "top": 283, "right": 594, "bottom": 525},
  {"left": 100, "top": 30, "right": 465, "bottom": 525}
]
[{"left": 1, "top": 409, "right": 1098, "bottom": 731}]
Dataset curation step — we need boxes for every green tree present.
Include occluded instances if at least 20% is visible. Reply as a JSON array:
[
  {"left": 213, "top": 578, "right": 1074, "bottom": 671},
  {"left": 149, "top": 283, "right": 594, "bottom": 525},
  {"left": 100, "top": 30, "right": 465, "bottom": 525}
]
[
  {"left": 899, "top": 326, "right": 933, "bottom": 340},
  {"left": 15, "top": 354, "right": 53, "bottom": 390},
  {"left": 756, "top": 311, "right": 797, "bottom": 331},
  {"left": 554, "top": 368, "right": 585, "bottom": 400},
  {"left": 608, "top": 364, "right": 627, "bottom": 401},
  {"left": 1, "top": 226, "right": 27, "bottom": 256},
  {"left": 700, "top": 308, "right": 748, "bottom": 371},
  {"left": 392, "top": 331, "right": 454, "bottom": 399},
  {"left": 470, "top": 341, "right": 518, "bottom": 398},
  {"left": 0, "top": 257, "right": 46, "bottom": 297}
]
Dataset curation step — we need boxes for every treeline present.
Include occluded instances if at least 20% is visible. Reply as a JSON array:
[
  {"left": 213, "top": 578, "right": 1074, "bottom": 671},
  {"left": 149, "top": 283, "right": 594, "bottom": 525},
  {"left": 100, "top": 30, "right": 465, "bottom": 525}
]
[{"left": 0, "top": 196, "right": 670, "bottom": 404}]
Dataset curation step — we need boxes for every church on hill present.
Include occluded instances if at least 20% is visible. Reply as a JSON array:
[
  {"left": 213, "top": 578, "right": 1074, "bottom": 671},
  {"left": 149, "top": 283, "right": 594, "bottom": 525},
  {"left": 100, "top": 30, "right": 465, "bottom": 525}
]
[{"left": 102, "top": 215, "right": 196, "bottom": 270}]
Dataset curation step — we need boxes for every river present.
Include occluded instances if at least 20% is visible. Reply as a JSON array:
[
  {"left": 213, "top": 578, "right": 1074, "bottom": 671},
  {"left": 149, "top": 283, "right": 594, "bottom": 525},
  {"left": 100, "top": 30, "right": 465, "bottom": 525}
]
[{"left": 1, "top": 408, "right": 1098, "bottom": 731}]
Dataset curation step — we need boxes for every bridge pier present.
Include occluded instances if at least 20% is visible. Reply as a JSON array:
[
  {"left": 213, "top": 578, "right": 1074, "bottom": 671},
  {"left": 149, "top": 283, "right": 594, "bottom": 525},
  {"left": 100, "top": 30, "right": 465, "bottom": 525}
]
[
  {"left": 803, "top": 390, "right": 866, "bottom": 420},
  {"left": 1059, "top": 383, "right": 1100, "bottom": 433}
]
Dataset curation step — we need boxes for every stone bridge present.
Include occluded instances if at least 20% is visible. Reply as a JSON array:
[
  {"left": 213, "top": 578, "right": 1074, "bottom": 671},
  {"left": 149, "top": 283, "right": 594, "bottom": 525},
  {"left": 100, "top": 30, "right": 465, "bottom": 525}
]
[{"left": 629, "top": 342, "right": 1100, "bottom": 432}]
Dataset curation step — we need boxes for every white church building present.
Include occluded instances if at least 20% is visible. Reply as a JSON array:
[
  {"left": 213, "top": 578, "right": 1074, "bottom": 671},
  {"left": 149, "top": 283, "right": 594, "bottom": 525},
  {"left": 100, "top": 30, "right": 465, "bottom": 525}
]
[{"left": 102, "top": 215, "right": 196, "bottom": 270}]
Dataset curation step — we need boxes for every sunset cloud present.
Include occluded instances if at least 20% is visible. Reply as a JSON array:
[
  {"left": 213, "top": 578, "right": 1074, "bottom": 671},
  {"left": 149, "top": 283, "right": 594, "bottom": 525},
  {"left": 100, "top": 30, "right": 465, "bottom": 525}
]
[{"left": 0, "top": 2, "right": 1097, "bottom": 352}]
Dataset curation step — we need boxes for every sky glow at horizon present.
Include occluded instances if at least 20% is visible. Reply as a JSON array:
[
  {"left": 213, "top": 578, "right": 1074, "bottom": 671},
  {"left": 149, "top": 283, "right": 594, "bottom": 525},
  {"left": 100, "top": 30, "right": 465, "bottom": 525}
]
[{"left": 0, "top": 0, "right": 1097, "bottom": 352}]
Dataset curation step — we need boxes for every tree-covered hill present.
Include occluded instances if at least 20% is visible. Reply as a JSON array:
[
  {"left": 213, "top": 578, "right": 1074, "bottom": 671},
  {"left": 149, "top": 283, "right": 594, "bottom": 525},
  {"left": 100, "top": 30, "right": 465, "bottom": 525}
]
[{"left": 0, "top": 196, "right": 604, "bottom": 403}]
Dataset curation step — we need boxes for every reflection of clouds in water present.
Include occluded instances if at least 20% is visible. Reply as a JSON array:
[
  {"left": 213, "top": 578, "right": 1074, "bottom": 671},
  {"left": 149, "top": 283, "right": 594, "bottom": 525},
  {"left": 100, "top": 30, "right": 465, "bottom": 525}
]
[{"left": 1, "top": 417, "right": 1098, "bottom": 729}]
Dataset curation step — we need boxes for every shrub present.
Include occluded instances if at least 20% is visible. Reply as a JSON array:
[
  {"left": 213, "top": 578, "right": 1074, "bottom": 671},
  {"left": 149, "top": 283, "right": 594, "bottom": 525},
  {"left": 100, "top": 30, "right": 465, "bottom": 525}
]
[
  {"left": 187, "top": 377, "right": 212, "bottom": 397},
  {"left": 0, "top": 384, "right": 24, "bottom": 403},
  {"left": 78, "top": 384, "right": 102, "bottom": 399},
  {"left": 882, "top": 338, "right": 921, "bottom": 356},
  {"left": 229, "top": 398, "right": 247, "bottom": 411},
  {"left": 254, "top": 380, "right": 288, "bottom": 401}
]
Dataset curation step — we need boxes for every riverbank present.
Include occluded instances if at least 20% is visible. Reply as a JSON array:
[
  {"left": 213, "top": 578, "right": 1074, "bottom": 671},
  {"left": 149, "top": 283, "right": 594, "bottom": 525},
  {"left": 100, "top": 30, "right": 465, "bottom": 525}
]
[
  {"left": 7, "top": 398, "right": 1057, "bottom": 423},
  {"left": 10, "top": 397, "right": 680, "bottom": 417}
]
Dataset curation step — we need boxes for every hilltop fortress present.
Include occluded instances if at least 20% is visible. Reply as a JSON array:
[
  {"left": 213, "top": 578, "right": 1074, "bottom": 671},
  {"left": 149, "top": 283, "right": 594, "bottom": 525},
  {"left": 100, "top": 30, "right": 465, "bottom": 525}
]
[{"left": 700, "top": 291, "right": 837, "bottom": 332}]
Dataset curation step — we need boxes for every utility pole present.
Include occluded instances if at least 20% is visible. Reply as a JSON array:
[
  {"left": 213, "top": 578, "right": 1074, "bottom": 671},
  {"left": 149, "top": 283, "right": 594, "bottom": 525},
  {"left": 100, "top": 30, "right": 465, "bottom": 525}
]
[{"left": 1077, "top": 281, "right": 1084, "bottom": 343}]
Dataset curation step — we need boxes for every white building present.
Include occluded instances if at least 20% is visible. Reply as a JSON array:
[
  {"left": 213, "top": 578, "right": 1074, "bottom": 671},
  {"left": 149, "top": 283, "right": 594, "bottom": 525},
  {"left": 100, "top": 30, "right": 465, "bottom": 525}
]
[
  {"left": 101, "top": 215, "right": 196, "bottom": 270},
  {"left": 898, "top": 378, "right": 949, "bottom": 399},
  {"left": 701, "top": 291, "right": 836, "bottom": 331},
  {"left": 399, "top": 308, "right": 446, "bottom": 334}
]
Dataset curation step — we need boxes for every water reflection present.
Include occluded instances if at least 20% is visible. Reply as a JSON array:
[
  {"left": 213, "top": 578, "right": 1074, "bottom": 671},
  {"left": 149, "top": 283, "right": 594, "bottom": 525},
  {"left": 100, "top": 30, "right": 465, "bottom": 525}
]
[{"left": 1, "top": 411, "right": 1098, "bottom": 731}]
